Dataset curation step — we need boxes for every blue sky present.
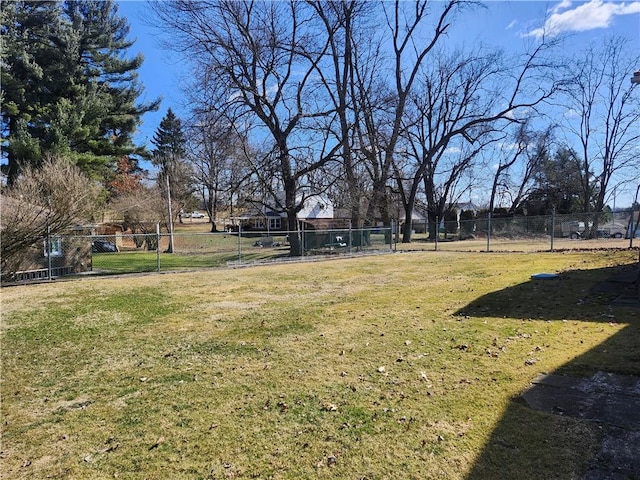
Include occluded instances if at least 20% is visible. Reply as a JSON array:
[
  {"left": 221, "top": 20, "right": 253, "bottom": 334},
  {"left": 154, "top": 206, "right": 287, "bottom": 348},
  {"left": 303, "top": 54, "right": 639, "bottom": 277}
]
[
  {"left": 117, "top": 0, "right": 640, "bottom": 204},
  {"left": 119, "top": 0, "right": 639, "bottom": 142}
]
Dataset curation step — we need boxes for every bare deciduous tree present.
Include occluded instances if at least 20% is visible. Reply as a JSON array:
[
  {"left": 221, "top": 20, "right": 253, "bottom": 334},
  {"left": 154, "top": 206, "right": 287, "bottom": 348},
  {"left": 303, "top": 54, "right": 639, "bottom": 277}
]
[
  {"left": 309, "top": 0, "right": 381, "bottom": 229},
  {"left": 110, "top": 186, "right": 166, "bottom": 250},
  {"left": 562, "top": 37, "right": 640, "bottom": 237},
  {"left": 362, "top": 0, "right": 472, "bottom": 231},
  {"left": 153, "top": 0, "right": 342, "bottom": 255},
  {"left": 1, "top": 157, "right": 100, "bottom": 277},
  {"left": 187, "top": 113, "right": 252, "bottom": 232},
  {"left": 396, "top": 36, "right": 560, "bottom": 242},
  {"left": 488, "top": 121, "right": 553, "bottom": 216}
]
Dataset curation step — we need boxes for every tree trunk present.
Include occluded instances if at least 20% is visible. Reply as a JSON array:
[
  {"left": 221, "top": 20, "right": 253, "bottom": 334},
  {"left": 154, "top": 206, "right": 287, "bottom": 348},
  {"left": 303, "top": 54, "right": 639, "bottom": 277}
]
[
  {"left": 287, "top": 211, "right": 301, "bottom": 257},
  {"left": 165, "top": 173, "right": 175, "bottom": 253}
]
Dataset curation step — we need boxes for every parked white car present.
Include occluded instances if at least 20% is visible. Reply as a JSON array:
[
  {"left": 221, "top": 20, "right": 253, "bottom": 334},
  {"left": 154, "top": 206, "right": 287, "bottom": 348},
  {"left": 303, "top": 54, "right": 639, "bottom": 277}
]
[
  {"left": 601, "top": 223, "right": 627, "bottom": 238},
  {"left": 190, "top": 211, "right": 205, "bottom": 218}
]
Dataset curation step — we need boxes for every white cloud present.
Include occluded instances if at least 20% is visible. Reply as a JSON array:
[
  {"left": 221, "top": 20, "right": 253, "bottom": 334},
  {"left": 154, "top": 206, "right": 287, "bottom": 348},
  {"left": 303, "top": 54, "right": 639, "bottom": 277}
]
[
  {"left": 563, "top": 108, "right": 581, "bottom": 119},
  {"left": 506, "top": 19, "right": 518, "bottom": 30},
  {"left": 526, "top": 0, "right": 640, "bottom": 39},
  {"left": 550, "top": 0, "right": 573, "bottom": 14}
]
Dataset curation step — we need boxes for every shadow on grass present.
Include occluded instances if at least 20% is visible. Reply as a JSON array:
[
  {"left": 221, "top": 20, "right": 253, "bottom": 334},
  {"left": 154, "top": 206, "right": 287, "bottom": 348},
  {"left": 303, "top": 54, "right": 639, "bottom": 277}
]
[{"left": 458, "top": 262, "right": 640, "bottom": 479}]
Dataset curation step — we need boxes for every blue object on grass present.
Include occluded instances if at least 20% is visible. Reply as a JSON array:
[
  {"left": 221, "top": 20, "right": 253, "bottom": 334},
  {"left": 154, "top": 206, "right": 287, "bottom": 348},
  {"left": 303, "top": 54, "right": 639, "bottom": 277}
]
[{"left": 531, "top": 273, "right": 559, "bottom": 280}]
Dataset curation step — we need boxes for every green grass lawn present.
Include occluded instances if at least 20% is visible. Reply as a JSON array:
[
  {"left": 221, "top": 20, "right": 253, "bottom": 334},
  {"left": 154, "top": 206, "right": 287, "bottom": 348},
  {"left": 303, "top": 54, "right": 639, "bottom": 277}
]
[
  {"left": 91, "top": 249, "right": 291, "bottom": 273},
  {"left": 91, "top": 231, "right": 391, "bottom": 274},
  {"left": 2, "top": 250, "right": 639, "bottom": 479}
]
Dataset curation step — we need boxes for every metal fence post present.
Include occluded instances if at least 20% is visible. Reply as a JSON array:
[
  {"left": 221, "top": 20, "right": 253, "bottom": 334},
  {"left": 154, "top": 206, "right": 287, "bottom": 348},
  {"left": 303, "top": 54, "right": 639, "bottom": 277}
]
[
  {"left": 156, "top": 223, "right": 161, "bottom": 272},
  {"left": 238, "top": 223, "right": 242, "bottom": 264},
  {"left": 550, "top": 208, "right": 555, "bottom": 252},
  {"left": 486, "top": 212, "right": 492, "bottom": 252},
  {"left": 394, "top": 219, "right": 399, "bottom": 247},
  {"left": 629, "top": 185, "right": 639, "bottom": 250},
  {"left": 349, "top": 220, "right": 353, "bottom": 254},
  {"left": 47, "top": 224, "right": 52, "bottom": 280},
  {"left": 389, "top": 221, "right": 394, "bottom": 252},
  {"left": 434, "top": 216, "right": 439, "bottom": 252}
]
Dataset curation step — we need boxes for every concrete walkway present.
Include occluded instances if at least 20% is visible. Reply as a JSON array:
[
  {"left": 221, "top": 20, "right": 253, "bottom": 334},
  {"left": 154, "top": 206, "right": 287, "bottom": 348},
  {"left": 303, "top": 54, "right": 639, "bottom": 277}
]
[
  {"left": 591, "top": 263, "right": 640, "bottom": 307},
  {"left": 522, "top": 264, "right": 640, "bottom": 479},
  {"left": 522, "top": 372, "right": 640, "bottom": 479}
]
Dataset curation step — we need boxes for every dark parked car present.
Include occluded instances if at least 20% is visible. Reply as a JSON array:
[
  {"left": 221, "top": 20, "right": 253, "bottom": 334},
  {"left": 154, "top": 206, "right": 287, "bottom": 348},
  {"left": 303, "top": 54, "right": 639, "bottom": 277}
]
[{"left": 92, "top": 239, "right": 118, "bottom": 253}]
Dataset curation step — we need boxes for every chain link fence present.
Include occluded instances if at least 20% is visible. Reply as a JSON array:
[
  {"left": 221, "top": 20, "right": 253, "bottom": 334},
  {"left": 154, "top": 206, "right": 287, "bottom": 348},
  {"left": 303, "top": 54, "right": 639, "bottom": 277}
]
[
  {"left": 405, "top": 211, "right": 639, "bottom": 252},
  {"left": 6, "top": 211, "right": 640, "bottom": 283},
  {"left": 8, "top": 227, "right": 393, "bottom": 281}
]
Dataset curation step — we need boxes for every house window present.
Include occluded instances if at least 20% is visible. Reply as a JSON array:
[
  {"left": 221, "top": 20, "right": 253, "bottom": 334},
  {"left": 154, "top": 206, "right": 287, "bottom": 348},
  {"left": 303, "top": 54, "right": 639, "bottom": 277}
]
[
  {"left": 44, "top": 236, "right": 63, "bottom": 257},
  {"left": 253, "top": 219, "right": 265, "bottom": 229},
  {"left": 269, "top": 218, "right": 281, "bottom": 230}
]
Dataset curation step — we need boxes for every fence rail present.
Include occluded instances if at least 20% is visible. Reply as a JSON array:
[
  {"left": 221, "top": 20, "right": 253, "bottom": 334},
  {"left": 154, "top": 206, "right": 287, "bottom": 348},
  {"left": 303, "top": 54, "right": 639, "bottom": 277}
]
[
  {"left": 7, "top": 228, "right": 393, "bottom": 281},
  {"left": 399, "top": 210, "right": 640, "bottom": 253},
  {"left": 6, "top": 211, "right": 640, "bottom": 283}
]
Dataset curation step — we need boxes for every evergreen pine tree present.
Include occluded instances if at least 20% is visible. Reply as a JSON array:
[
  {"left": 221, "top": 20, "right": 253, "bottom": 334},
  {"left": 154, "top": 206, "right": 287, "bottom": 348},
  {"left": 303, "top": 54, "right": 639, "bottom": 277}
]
[
  {"left": 151, "top": 108, "right": 193, "bottom": 252},
  {"left": 1, "top": 0, "right": 159, "bottom": 184},
  {"left": 1, "top": 1, "right": 61, "bottom": 182},
  {"left": 151, "top": 108, "right": 186, "bottom": 173},
  {"left": 525, "top": 147, "right": 588, "bottom": 215}
]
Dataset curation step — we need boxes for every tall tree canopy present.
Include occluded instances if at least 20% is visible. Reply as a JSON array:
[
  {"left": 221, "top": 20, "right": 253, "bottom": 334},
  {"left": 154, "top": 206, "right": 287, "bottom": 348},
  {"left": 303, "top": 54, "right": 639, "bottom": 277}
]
[
  {"left": 560, "top": 37, "right": 640, "bottom": 230},
  {"left": 152, "top": 108, "right": 186, "bottom": 169},
  {"left": 1, "top": 0, "right": 159, "bottom": 184},
  {"left": 524, "top": 146, "right": 587, "bottom": 216},
  {"left": 151, "top": 108, "right": 193, "bottom": 251},
  {"left": 152, "top": 0, "right": 343, "bottom": 255},
  {"left": 151, "top": 108, "right": 192, "bottom": 207}
]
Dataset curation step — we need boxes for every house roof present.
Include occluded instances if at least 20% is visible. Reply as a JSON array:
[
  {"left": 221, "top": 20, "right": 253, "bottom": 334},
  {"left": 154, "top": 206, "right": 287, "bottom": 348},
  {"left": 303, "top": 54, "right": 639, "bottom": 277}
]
[{"left": 243, "top": 193, "right": 335, "bottom": 220}]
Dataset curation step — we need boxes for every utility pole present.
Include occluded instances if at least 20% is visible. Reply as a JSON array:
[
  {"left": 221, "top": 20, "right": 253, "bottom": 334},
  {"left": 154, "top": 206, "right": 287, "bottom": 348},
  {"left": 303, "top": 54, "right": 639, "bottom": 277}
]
[
  {"left": 629, "top": 71, "right": 639, "bottom": 251},
  {"left": 166, "top": 172, "right": 175, "bottom": 254},
  {"left": 629, "top": 184, "right": 640, "bottom": 249}
]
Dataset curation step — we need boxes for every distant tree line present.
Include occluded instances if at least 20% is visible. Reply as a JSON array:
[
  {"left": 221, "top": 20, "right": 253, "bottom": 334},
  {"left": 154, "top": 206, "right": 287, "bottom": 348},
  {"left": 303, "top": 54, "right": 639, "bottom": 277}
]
[{"left": 152, "top": 0, "right": 639, "bottom": 245}]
